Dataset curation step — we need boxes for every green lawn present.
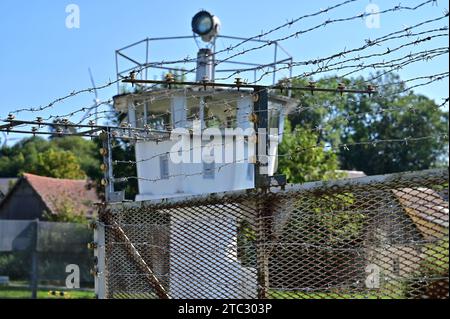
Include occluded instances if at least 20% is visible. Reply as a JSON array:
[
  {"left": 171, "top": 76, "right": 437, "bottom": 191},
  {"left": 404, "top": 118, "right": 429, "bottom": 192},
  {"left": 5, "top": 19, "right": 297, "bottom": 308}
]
[
  {"left": 0, "top": 286, "right": 95, "bottom": 299},
  {"left": 269, "top": 289, "right": 404, "bottom": 299}
]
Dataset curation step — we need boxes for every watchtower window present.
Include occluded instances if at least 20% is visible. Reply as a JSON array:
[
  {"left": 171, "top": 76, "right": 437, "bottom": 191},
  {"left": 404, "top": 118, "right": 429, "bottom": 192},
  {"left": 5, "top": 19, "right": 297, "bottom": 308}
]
[
  {"left": 268, "top": 102, "right": 282, "bottom": 131},
  {"left": 160, "top": 154, "right": 169, "bottom": 180},
  {"left": 135, "top": 102, "right": 146, "bottom": 128},
  {"left": 204, "top": 94, "right": 237, "bottom": 129},
  {"left": 225, "top": 115, "right": 234, "bottom": 127},
  {"left": 129, "top": 100, "right": 172, "bottom": 130},
  {"left": 246, "top": 164, "right": 254, "bottom": 181},
  {"left": 203, "top": 161, "right": 215, "bottom": 179},
  {"left": 146, "top": 100, "right": 171, "bottom": 130},
  {"left": 186, "top": 97, "right": 200, "bottom": 128}
]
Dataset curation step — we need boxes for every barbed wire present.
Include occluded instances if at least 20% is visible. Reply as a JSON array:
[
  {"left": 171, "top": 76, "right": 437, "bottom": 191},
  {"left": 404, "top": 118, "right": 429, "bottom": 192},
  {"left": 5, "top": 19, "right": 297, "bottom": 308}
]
[
  {"left": 126, "top": 0, "right": 360, "bottom": 71},
  {"left": 253, "top": 29, "right": 449, "bottom": 83},
  {"left": 1, "top": 1, "right": 447, "bottom": 193},
  {"left": 110, "top": 95, "right": 448, "bottom": 167},
  {"left": 3, "top": 64, "right": 447, "bottom": 134},
  {"left": 269, "top": 47, "right": 447, "bottom": 85},
  {"left": 99, "top": 237, "right": 445, "bottom": 252},
  {"left": 41, "top": 100, "right": 114, "bottom": 122},
  {"left": 3, "top": 0, "right": 444, "bottom": 123},
  {"left": 5, "top": 80, "right": 441, "bottom": 146},
  {"left": 82, "top": 24, "right": 448, "bottom": 129},
  {"left": 438, "top": 97, "right": 449, "bottom": 108},
  {"left": 109, "top": 132, "right": 447, "bottom": 185},
  {"left": 212, "top": 0, "right": 441, "bottom": 82},
  {"left": 0, "top": 0, "right": 359, "bottom": 117},
  {"left": 118, "top": 0, "right": 439, "bottom": 86},
  {"left": 2, "top": 71, "right": 447, "bottom": 142},
  {"left": 135, "top": 0, "right": 438, "bottom": 91},
  {"left": 88, "top": 32, "right": 449, "bottom": 129},
  {"left": 8, "top": 79, "right": 120, "bottom": 116},
  {"left": 4, "top": 62, "right": 150, "bottom": 117},
  {"left": 386, "top": 73, "right": 449, "bottom": 96},
  {"left": 2, "top": 108, "right": 447, "bottom": 194},
  {"left": 115, "top": 63, "right": 448, "bottom": 131},
  {"left": 239, "top": 13, "right": 449, "bottom": 83}
]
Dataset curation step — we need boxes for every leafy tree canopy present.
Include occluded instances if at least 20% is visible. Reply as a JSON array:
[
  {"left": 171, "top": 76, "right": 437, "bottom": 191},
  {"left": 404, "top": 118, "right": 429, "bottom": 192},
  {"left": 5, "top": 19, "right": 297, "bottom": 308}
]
[
  {"left": 285, "top": 72, "right": 449, "bottom": 175},
  {"left": 0, "top": 136, "right": 100, "bottom": 180},
  {"left": 278, "top": 120, "right": 342, "bottom": 183},
  {"left": 34, "top": 148, "right": 86, "bottom": 179},
  {"left": 1, "top": 73, "right": 447, "bottom": 189}
]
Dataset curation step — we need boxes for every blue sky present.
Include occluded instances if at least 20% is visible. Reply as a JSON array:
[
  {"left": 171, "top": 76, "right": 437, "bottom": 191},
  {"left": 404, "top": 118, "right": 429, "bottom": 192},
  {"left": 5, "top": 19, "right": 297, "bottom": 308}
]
[{"left": 0, "top": 0, "right": 448, "bottom": 143}]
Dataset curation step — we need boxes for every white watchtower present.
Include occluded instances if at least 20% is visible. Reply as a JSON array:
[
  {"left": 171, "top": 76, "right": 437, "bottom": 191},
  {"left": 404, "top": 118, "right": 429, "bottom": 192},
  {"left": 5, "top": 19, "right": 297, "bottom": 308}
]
[
  {"left": 112, "top": 11, "right": 296, "bottom": 202},
  {"left": 106, "top": 11, "right": 297, "bottom": 299}
]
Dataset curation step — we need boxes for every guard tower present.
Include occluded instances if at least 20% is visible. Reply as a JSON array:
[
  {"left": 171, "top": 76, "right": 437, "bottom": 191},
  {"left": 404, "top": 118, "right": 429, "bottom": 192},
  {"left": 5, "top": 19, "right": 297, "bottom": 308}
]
[
  {"left": 95, "top": 11, "right": 377, "bottom": 299},
  {"left": 112, "top": 10, "right": 297, "bottom": 202},
  {"left": 103, "top": 12, "right": 297, "bottom": 299}
]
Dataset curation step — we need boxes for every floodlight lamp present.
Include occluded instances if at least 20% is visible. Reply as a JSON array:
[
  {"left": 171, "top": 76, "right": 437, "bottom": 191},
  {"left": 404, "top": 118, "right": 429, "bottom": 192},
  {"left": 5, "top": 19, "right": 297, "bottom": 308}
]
[{"left": 192, "top": 10, "right": 220, "bottom": 43}]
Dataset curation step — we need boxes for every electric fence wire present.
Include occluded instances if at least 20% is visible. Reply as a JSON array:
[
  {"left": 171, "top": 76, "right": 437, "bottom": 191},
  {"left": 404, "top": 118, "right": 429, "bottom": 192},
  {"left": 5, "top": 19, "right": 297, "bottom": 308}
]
[{"left": 3, "top": 0, "right": 445, "bottom": 120}]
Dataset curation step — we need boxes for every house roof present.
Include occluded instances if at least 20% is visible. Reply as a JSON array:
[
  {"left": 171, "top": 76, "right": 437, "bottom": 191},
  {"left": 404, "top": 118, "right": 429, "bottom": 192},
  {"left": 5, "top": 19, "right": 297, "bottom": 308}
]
[
  {"left": 392, "top": 187, "right": 449, "bottom": 240},
  {"left": 0, "top": 178, "right": 18, "bottom": 198},
  {"left": 0, "top": 173, "right": 99, "bottom": 218}
]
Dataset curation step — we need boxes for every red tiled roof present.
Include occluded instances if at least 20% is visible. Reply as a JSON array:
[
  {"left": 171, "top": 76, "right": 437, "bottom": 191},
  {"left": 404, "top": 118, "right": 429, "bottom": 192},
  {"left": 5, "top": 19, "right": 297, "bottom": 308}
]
[
  {"left": 392, "top": 187, "right": 449, "bottom": 240},
  {"left": 23, "top": 173, "right": 99, "bottom": 217}
]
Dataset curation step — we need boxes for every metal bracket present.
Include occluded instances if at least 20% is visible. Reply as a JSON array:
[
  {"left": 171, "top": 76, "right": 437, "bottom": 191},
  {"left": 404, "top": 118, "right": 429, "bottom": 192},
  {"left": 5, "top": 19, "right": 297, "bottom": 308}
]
[
  {"left": 107, "top": 191, "right": 125, "bottom": 203},
  {"left": 255, "top": 174, "right": 287, "bottom": 189}
]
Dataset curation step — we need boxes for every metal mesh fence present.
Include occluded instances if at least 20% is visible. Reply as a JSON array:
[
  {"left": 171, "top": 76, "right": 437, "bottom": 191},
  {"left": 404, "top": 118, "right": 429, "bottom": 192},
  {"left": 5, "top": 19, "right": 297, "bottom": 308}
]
[
  {"left": 101, "top": 168, "right": 449, "bottom": 299},
  {"left": 0, "top": 220, "right": 94, "bottom": 298}
]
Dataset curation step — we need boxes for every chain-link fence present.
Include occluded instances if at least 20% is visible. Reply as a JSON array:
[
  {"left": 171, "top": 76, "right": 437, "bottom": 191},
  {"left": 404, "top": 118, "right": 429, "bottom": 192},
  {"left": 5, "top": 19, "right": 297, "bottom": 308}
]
[
  {"left": 100, "top": 168, "right": 449, "bottom": 299},
  {"left": 0, "top": 220, "right": 94, "bottom": 299}
]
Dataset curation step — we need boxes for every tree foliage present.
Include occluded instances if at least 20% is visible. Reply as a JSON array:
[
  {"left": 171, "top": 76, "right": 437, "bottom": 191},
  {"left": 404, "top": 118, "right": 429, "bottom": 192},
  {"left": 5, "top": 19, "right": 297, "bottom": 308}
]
[
  {"left": 34, "top": 148, "right": 86, "bottom": 179},
  {"left": 100, "top": 106, "right": 139, "bottom": 200},
  {"left": 0, "top": 136, "right": 100, "bottom": 180},
  {"left": 286, "top": 72, "right": 449, "bottom": 175},
  {"left": 42, "top": 201, "right": 88, "bottom": 224},
  {"left": 278, "top": 120, "right": 342, "bottom": 183},
  {"left": 0, "top": 72, "right": 447, "bottom": 200}
]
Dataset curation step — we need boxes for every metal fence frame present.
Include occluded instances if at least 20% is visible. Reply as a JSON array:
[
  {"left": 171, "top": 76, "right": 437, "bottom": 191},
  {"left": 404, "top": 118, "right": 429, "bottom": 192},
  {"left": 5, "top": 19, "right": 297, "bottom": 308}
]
[
  {"left": 97, "top": 168, "right": 449, "bottom": 299},
  {"left": 0, "top": 220, "right": 94, "bottom": 298},
  {"left": 115, "top": 34, "right": 293, "bottom": 92}
]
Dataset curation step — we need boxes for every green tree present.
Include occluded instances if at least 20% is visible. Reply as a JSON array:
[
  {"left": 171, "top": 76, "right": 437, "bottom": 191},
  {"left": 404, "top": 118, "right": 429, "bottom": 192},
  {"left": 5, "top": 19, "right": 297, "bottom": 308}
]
[
  {"left": 42, "top": 201, "right": 88, "bottom": 224},
  {"left": 0, "top": 136, "right": 101, "bottom": 180},
  {"left": 48, "top": 118, "right": 78, "bottom": 137},
  {"left": 278, "top": 119, "right": 342, "bottom": 183},
  {"left": 51, "top": 136, "right": 102, "bottom": 181},
  {"left": 34, "top": 148, "right": 86, "bottom": 179},
  {"left": 94, "top": 107, "right": 138, "bottom": 200},
  {"left": 285, "top": 73, "right": 449, "bottom": 175},
  {"left": 338, "top": 75, "right": 449, "bottom": 174},
  {"left": 0, "top": 136, "right": 51, "bottom": 177}
]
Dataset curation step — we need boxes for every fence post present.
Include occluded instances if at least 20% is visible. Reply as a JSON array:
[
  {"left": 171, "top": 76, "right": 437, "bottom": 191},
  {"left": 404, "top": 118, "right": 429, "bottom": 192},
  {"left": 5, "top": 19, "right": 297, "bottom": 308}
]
[
  {"left": 30, "top": 219, "right": 39, "bottom": 299},
  {"left": 252, "top": 86, "right": 269, "bottom": 180},
  {"left": 253, "top": 86, "right": 271, "bottom": 299},
  {"left": 256, "top": 192, "right": 273, "bottom": 299},
  {"left": 93, "top": 218, "right": 106, "bottom": 299}
]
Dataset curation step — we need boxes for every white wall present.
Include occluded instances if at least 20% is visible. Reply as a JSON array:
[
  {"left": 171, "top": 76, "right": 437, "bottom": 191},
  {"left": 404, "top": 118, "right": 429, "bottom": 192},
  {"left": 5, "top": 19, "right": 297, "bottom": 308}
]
[
  {"left": 135, "top": 137, "right": 255, "bottom": 201},
  {"left": 169, "top": 208, "right": 257, "bottom": 298}
]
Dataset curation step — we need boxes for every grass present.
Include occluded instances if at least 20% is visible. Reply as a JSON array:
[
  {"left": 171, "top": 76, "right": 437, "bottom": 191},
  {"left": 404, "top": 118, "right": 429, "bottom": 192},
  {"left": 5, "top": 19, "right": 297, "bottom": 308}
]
[
  {"left": 0, "top": 285, "right": 95, "bottom": 299},
  {"left": 270, "top": 287, "right": 405, "bottom": 299},
  {"left": 269, "top": 280, "right": 408, "bottom": 299},
  {"left": 270, "top": 291, "right": 397, "bottom": 299}
]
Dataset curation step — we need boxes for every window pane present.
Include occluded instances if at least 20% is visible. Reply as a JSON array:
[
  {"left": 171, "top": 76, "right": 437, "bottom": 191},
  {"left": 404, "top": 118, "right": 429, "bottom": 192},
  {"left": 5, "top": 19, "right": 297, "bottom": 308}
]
[
  {"left": 203, "top": 161, "right": 215, "bottom": 179},
  {"left": 160, "top": 155, "right": 169, "bottom": 180}
]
